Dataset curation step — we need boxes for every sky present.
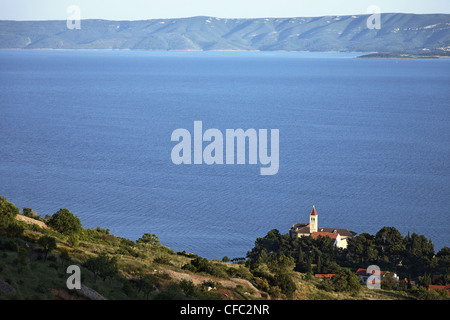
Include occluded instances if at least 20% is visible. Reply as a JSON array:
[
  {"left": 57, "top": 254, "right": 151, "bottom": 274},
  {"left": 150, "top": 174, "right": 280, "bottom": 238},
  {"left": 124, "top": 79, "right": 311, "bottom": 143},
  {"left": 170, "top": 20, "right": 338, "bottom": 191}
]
[{"left": 0, "top": 0, "right": 449, "bottom": 20}]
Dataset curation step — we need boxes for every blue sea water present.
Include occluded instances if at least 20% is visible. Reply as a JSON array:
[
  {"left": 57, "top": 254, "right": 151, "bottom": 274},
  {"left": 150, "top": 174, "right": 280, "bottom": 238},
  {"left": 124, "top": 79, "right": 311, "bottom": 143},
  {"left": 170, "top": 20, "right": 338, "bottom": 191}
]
[{"left": 0, "top": 50, "right": 449, "bottom": 259}]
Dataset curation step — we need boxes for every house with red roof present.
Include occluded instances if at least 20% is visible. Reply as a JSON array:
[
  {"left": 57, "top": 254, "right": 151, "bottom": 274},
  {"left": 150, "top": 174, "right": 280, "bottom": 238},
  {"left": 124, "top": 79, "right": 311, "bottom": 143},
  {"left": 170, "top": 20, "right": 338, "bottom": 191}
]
[
  {"left": 311, "top": 231, "right": 342, "bottom": 248},
  {"left": 355, "top": 268, "right": 399, "bottom": 285},
  {"left": 289, "top": 205, "right": 357, "bottom": 249},
  {"left": 429, "top": 285, "right": 450, "bottom": 294}
]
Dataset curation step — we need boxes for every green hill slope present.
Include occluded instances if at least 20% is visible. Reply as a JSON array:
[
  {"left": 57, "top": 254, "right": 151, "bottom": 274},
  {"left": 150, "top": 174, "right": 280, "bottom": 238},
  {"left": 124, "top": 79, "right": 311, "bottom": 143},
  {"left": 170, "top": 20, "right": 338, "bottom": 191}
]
[{"left": 2, "top": 196, "right": 448, "bottom": 301}]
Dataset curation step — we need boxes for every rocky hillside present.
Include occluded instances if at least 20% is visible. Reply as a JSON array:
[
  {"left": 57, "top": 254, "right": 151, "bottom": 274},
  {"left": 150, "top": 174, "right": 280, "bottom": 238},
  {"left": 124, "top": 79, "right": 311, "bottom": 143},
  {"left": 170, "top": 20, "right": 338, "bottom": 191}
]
[{"left": 0, "top": 13, "right": 449, "bottom": 52}]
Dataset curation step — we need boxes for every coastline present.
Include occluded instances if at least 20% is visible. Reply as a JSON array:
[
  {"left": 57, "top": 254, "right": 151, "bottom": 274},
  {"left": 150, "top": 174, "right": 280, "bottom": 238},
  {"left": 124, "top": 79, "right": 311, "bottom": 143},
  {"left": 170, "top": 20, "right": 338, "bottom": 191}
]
[{"left": 2, "top": 48, "right": 450, "bottom": 59}]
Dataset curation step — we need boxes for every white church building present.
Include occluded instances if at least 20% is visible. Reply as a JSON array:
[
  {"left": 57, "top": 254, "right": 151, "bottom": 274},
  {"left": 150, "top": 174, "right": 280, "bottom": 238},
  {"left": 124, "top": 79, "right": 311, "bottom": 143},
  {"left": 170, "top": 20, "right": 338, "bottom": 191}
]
[{"left": 289, "top": 205, "right": 357, "bottom": 249}]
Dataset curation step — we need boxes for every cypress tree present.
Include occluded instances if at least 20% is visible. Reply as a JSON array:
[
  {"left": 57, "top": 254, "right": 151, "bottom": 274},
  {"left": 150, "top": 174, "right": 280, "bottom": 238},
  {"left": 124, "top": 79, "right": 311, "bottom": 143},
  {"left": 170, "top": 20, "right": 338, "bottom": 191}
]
[{"left": 317, "top": 256, "right": 322, "bottom": 274}]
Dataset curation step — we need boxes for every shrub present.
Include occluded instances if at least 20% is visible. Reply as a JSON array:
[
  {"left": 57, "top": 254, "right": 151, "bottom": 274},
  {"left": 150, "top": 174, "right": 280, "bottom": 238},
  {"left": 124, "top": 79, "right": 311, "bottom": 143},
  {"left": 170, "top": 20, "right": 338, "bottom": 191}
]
[
  {"left": 95, "top": 226, "right": 110, "bottom": 235},
  {"left": 329, "top": 268, "right": 362, "bottom": 294},
  {"left": 67, "top": 234, "right": 80, "bottom": 248},
  {"left": 201, "top": 280, "right": 218, "bottom": 289},
  {"left": 272, "top": 273, "right": 296, "bottom": 298},
  {"left": 181, "top": 262, "right": 197, "bottom": 273},
  {"left": 227, "top": 265, "right": 252, "bottom": 280},
  {"left": 84, "top": 253, "right": 118, "bottom": 282},
  {"left": 48, "top": 209, "right": 82, "bottom": 236},
  {"left": 17, "top": 248, "right": 29, "bottom": 266},
  {"left": 153, "top": 256, "right": 171, "bottom": 265},
  {"left": 254, "top": 277, "right": 270, "bottom": 292},
  {"left": 153, "top": 283, "right": 186, "bottom": 300},
  {"left": 408, "top": 286, "right": 449, "bottom": 300},
  {"left": 23, "top": 208, "right": 42, "bottom": 220},
  {"left": 5, "top": 223, "right": 24, "bottom": 238},
  {"left": 137, "top": 233, "right": 160, "bottom": 246},
  {"left": 177, "top": 251, "right": 199, "bottom": 259},
  {"left": 179, "top": 279, "right": 196, "bottom": 297},
  {"left": 37, "top": 236, "right": 57, "bottom": 261},
  {"left": 182, "top": 257, "right": 228, "bottom": 278},
  {"left": 59, "top": 250, "right": 71, "bottom": 266},
  {"left": 0, "top": 196, "right": 20, "bottom": 229},
  {"left": 268, "top": 286, "right": 282, "bottom": 299},
  {"left": 30, "top": 224, "right": 43, "bottom": 232},
  {"left": 122, "top": 279, "right": 138, "bottom": 297},
  {"left": 4, "top": 240, "right": 19, "bottom": 252},
  {"left": 120, "top": 238, "right": 135, "bottom": 248},
  {"left": 317, "top": 279, "right": 334, "bottom": 292}
]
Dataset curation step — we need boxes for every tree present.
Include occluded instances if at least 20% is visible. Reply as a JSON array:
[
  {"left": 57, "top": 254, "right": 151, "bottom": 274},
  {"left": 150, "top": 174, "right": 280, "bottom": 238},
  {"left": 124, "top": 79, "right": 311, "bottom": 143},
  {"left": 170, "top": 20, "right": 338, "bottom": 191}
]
[
  {"left": 137, "top": 233, "right": 160, "bottom": 246},
  {"left": 267, "top": 254, "right": 295, "bottom": 272},
  {"left": 347, "top": 233, "right": 378, "bottom": 265},
  {"left": 405, "top": 232, "right": 435, "bottom": 260},
  {"left": 433, "top": 247, "right": 450, "bottom": 277},
  {"left": 330, "top": 268, "right": 361, "bottom": 294},
  {"left": 48, "top": 208, "right": 82, "bottom": 235},
  {"left": 5, "top": 223, "right": 24, "bottom": 238},
  {"left": 316, "top": 256, "right": 322, "bottom": 274},
  {"left": 23, "top": 207, "right": 40, "bottom": 220},
  {"left": 273, "top": 273, "right": 296, "bottom": 298},
  {"left": 37, "top": 236, "right": 57, "bottom": 261},
  {"left": 375, "top": 227, "right": 405, "bottom": 264},
  {"left": 246, "top": 229, "right": 282, "bottom": 261},
  {"left": 418, "top": 273, "right": 432, "bottom": 287},
  {"left": 67, "top": 234, "right": 80, "bottom": 247},
  {"left": 295, "top": 247, "right": 307, "bottom": 272},
  {"left": 322, "top": 260, "right": 341, "bottom": 274},
  {"left": 382, "top": 272, "right": 399, "bottom": 290},
  {"left": 189, "top": 257, "right": 211, "bottom": 272},
  {"left": 306, "top": 256, "right": 312, "bottom": 275},
  {"left": 85, "top": 253, "right": 118, "bottom": 282},
  {"left": 179, "top": 279, "right": 196, "bottom": 297},
  {"left": 60, "top": 250, "right": 71, "bottom": 267},
  {"left": 140, "top": 274, "right": 159, "bottom": 299},
  {"left": 0, "top": 196, "right": 20, "bottom": 229}
]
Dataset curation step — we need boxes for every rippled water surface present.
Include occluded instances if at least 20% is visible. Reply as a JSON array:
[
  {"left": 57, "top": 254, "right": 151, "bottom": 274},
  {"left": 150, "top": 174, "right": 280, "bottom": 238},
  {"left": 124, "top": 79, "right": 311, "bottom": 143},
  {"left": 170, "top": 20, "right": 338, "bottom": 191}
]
[{"left": 1, "top": 50, "right": 449, "bottom": 259}]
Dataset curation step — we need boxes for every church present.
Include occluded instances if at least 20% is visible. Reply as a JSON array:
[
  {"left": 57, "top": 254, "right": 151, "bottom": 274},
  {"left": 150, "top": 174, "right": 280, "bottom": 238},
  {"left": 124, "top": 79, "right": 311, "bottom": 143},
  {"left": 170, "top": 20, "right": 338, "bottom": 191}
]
[{"left": 289, "top": 205, "right": 357, "bottom": 249}]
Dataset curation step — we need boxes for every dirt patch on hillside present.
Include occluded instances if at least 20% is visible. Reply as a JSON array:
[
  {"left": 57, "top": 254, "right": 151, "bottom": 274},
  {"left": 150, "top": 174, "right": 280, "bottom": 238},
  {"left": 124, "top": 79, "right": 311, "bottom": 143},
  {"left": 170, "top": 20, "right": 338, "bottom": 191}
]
[
  {"left": 16, "top": 215, "right": 49, "bottom": 229},
  {"left": 50, "top": 285, "right": 107, "bottom": 300},
  {"left": 216, "top": 288, "right": 240, "bottom": 300},
  {"left": 156, "top": 269, "right": 262, "bottom": 299}
]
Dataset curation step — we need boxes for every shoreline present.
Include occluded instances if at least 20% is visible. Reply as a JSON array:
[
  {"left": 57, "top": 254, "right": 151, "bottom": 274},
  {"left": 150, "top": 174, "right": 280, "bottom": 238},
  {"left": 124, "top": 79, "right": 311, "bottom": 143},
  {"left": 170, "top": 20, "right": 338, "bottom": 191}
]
[{"left": 1, "top": 48, "right": 449, "bottom": 59}]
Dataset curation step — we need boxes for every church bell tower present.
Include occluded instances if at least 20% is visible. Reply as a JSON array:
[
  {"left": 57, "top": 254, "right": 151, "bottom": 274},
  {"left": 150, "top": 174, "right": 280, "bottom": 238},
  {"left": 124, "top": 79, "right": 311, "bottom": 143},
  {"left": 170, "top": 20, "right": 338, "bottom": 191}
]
[{"left": 310, "top": 205, "right": 318, "bottom": 233}]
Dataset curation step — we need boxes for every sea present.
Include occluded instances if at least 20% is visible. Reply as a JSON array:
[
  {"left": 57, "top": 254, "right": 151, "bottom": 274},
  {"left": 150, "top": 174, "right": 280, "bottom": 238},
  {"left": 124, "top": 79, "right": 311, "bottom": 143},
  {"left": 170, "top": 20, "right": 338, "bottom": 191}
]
[{"left": 0, "top": 50, "right": 449, "bottom": 260}]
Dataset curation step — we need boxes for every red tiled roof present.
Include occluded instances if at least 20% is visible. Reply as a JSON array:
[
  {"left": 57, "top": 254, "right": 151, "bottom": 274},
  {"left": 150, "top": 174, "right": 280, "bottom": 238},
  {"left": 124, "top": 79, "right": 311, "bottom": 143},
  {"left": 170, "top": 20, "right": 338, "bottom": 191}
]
[
  {"left": 429, "top": 285, "right": 446, "bottom": 290},
  {"left": 429, "top": 285, "right": 450, "bottom": 294},
  {"left": 315, "top": 274, "right": 335, "bottom": 278},
  {"left": 290, "top": 225, "right": 356, "bottom": 237},
  {"left": 310, "top": 205, "right": 317, "bottom": 216},
  {"left": 355, "top": 268, "right": 386, "bottom": 276},
  {"left": 311, "top": 232, "right": 339, "bottom": 240},
  {"left": 356, "top": 268, "right": 367, "bottom": 276}
]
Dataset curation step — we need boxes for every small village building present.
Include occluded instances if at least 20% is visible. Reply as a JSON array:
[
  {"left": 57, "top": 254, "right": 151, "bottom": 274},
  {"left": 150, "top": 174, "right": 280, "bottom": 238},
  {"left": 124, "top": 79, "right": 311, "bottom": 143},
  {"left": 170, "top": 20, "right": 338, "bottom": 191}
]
[
  {"left": 289, "top": 205, "right": 356, "bottom": 249},
  {"left": 428, "top": 285, "right": 450, "bottom": 294},
  {"left": 311, "top": 232, "right": 341, "bottom": 248},
  {"left": 356, "top": 268, "right": 384, "bottom": 285},
  {"left": 355, "top": 268, "right": 399, "bottom": 285}
]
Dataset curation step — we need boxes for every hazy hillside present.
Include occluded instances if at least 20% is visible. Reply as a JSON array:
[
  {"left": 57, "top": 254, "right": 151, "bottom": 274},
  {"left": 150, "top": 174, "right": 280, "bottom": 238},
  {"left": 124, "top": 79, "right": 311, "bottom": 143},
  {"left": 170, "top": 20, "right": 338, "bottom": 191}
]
[{"left": 0, "top": 13, "right": 449, "bottom": 52}]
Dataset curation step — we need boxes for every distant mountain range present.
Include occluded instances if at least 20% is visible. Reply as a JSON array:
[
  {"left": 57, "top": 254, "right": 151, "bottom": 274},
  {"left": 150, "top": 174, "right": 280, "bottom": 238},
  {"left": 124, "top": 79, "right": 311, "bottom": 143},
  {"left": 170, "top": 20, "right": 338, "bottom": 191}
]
[{"left": 0, "top": 13, "right": 449, "bottom": 52}]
